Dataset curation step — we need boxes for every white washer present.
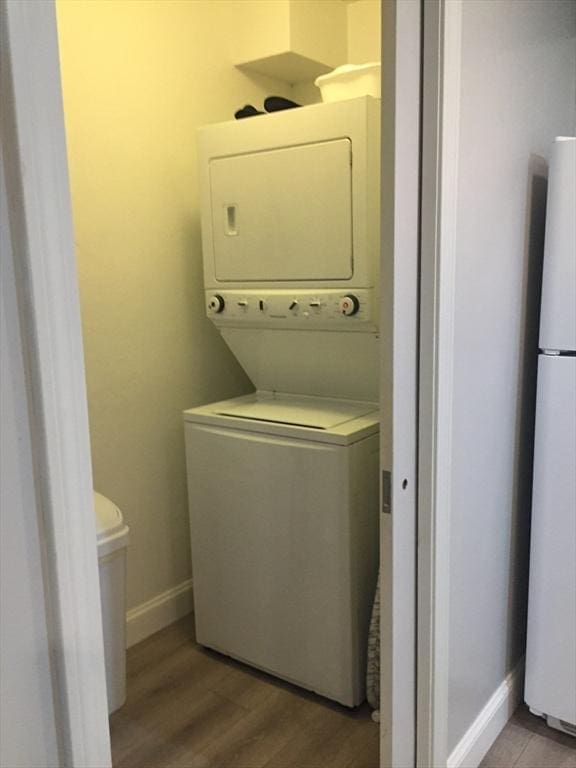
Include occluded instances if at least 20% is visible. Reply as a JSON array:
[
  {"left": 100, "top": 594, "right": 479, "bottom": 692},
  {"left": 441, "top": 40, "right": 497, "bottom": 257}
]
[{"left": 183, "top": 392, "right": 379, "bottom": 707}]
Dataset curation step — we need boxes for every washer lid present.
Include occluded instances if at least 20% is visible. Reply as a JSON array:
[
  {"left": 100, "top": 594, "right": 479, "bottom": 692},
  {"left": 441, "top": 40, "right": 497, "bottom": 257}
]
[
  {"left": 215, "top": 398, "right": 374, "bottom": 429},
  {"left": 184, "top": 393, "right": 379, "bottom": 445},
  {"left": 94, "top": 491, "right": 125, "bottom": 541}
]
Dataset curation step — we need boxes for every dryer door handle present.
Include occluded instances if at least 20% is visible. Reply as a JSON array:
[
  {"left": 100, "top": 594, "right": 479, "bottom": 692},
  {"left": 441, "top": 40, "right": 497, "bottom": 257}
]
[{"left": 224, "top": 204, "right": 238, "bottom": 237}]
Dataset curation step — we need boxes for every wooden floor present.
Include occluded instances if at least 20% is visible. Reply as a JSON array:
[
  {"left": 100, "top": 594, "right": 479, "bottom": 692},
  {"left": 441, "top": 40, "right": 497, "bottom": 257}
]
[
  {"left": 480, "top": 706, "right": 576, "bottom": 768},
  {"left": 111, "top": 615, "right": 575, "bottom": 768},
  {"left": 110, "top": 615, "right": 379, "bottom": 768}
]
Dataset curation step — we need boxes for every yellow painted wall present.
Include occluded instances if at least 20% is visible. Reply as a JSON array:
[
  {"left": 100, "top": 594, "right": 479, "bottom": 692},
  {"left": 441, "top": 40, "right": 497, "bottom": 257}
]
[
  {"left": 229, "top": 0, "right": 291, "bottom": 64},
  {"left": 292, "top": 0, "right": 382, "bottom": 104},
  {"left": 56, "top": 0, "right": 382, "bottom": 616},
  {"left": 347, "top": 0, "right": 382, "bottom": 64},
  {"left": 289, "top": 0, "right": 348, "bottom": 67},
  {"left": 56, "top": 0, "right": 295, "bottom": 611}
]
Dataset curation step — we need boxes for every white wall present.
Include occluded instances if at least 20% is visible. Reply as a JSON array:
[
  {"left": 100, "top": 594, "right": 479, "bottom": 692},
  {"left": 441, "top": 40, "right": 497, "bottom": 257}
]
[
  {"left": 0, "top": 155, "right": 61, "bottom": 768},
  {"left": 448, "top": 0, "right": 576, "bottom": 753}
]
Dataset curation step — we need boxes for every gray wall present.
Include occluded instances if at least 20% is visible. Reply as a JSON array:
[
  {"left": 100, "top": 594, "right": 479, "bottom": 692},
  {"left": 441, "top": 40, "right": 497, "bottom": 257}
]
[
  {"left": 448, "top": 0, "right": 576, "bottom": 751},
  {"left": 0, "top": 155, "right": 61, "bottom": 767}
]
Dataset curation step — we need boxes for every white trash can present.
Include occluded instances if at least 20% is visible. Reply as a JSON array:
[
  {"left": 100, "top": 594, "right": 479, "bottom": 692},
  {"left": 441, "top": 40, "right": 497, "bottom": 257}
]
[{"left": 94, "top": 491, "right": 129, "bottom": 714}]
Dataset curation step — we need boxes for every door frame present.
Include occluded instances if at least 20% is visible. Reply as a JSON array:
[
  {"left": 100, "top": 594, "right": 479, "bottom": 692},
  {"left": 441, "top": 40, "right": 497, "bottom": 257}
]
[
  {"left": 0, "top": 1, "right": 454, "bottom": 766},
  {"left": 381, "top": 0, "right": 462, "bottom": 765},
  {"left": 1, "top": 2, "right": 111, "bottom": 766},
  {"left": 379, "top": 0, "right": 422, "bottom": 766},
  {"left": 417, "top": 1, "right": 463, "bottom": 766}
]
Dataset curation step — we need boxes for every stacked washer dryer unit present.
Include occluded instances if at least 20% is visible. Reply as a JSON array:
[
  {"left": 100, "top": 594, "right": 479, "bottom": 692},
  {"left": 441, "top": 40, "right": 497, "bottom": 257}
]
[{"left": 184, "top": 96, "right": 381, "bottom": 707}]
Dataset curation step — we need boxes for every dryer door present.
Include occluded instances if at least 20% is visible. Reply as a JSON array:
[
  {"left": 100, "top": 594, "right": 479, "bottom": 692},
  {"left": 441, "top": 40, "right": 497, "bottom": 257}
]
[{"left": 209, "top": 139, "right": 353, "bottom": 282}]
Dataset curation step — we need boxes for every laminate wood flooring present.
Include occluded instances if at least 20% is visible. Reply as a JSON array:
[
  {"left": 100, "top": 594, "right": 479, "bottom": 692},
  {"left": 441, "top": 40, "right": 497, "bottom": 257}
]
[
  {"left": 480, "top": 706, "right": 575, "bottom": 768},
  {"left": 111, "top": 616, "right": 575, "bottom": 768},
  {"left": 110, "top": 615, "right": 379, "bottom": 768}
]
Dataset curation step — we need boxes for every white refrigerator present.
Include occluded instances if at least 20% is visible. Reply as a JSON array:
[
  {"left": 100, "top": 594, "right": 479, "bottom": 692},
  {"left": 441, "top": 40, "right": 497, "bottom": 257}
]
[{"left": 525, "top": 136, "right": 576, "bottom": 736}]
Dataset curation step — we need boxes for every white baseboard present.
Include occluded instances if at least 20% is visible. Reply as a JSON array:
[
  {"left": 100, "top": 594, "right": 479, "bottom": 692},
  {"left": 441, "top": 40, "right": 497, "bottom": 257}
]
[
  {"left": 447, "top": 659, "right": 525, "bottom": 768},
  {"left": 126, "top": 578, "right": 194, "bottom": 648}
]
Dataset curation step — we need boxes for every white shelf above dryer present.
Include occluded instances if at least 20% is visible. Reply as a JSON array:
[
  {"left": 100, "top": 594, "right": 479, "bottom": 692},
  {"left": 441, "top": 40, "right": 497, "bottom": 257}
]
[
  {"left": 233, "top": 0, "right": 347, "bottom": 84},
  {"left": 236, "top": 51, "right": 335, "bottom": 85}
]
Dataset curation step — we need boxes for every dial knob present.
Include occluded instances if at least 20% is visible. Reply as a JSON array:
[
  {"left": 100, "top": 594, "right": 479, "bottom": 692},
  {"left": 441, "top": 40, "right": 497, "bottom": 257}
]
[
  {"left": 339, "top": 294, "right": 360, "bottom": 316},
  {"left": 208, "top": 294, "right": 225, "bottom": 314}
]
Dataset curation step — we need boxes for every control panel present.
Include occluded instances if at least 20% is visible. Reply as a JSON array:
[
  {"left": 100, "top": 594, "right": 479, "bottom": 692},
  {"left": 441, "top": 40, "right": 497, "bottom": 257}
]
[{"left": 205, "top": 289, "right": 376, "bottom": 331}]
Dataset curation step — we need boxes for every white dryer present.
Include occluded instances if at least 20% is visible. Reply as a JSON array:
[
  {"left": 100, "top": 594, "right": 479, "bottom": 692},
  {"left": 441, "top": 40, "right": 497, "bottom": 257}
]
[
  {"left": 183, "top": 392, "right": 379, "bottom": 707},
  {"left": 197, "top": 96, "right": 382, "bottom": 404}
]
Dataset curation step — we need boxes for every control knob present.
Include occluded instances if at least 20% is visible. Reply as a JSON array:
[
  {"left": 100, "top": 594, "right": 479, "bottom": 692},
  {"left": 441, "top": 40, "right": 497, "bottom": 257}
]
[
  {"left": 339, "top": 295, "right": 360, "bottom": 316},
  {"left": 208, "top": 294, "right": 225, "bottom": 314}
]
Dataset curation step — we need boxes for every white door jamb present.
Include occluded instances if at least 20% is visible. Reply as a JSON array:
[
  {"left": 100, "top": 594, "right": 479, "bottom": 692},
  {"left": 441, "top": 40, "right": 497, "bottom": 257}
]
[
  {"left": 379, "top": 0, "right": 422, "bottom": 766},
  {"left": 417, "top": 1, "right": 463, "bottom": 766},
  {"left": 0, "top": 2, "right": 111, "bottom": 766}
]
